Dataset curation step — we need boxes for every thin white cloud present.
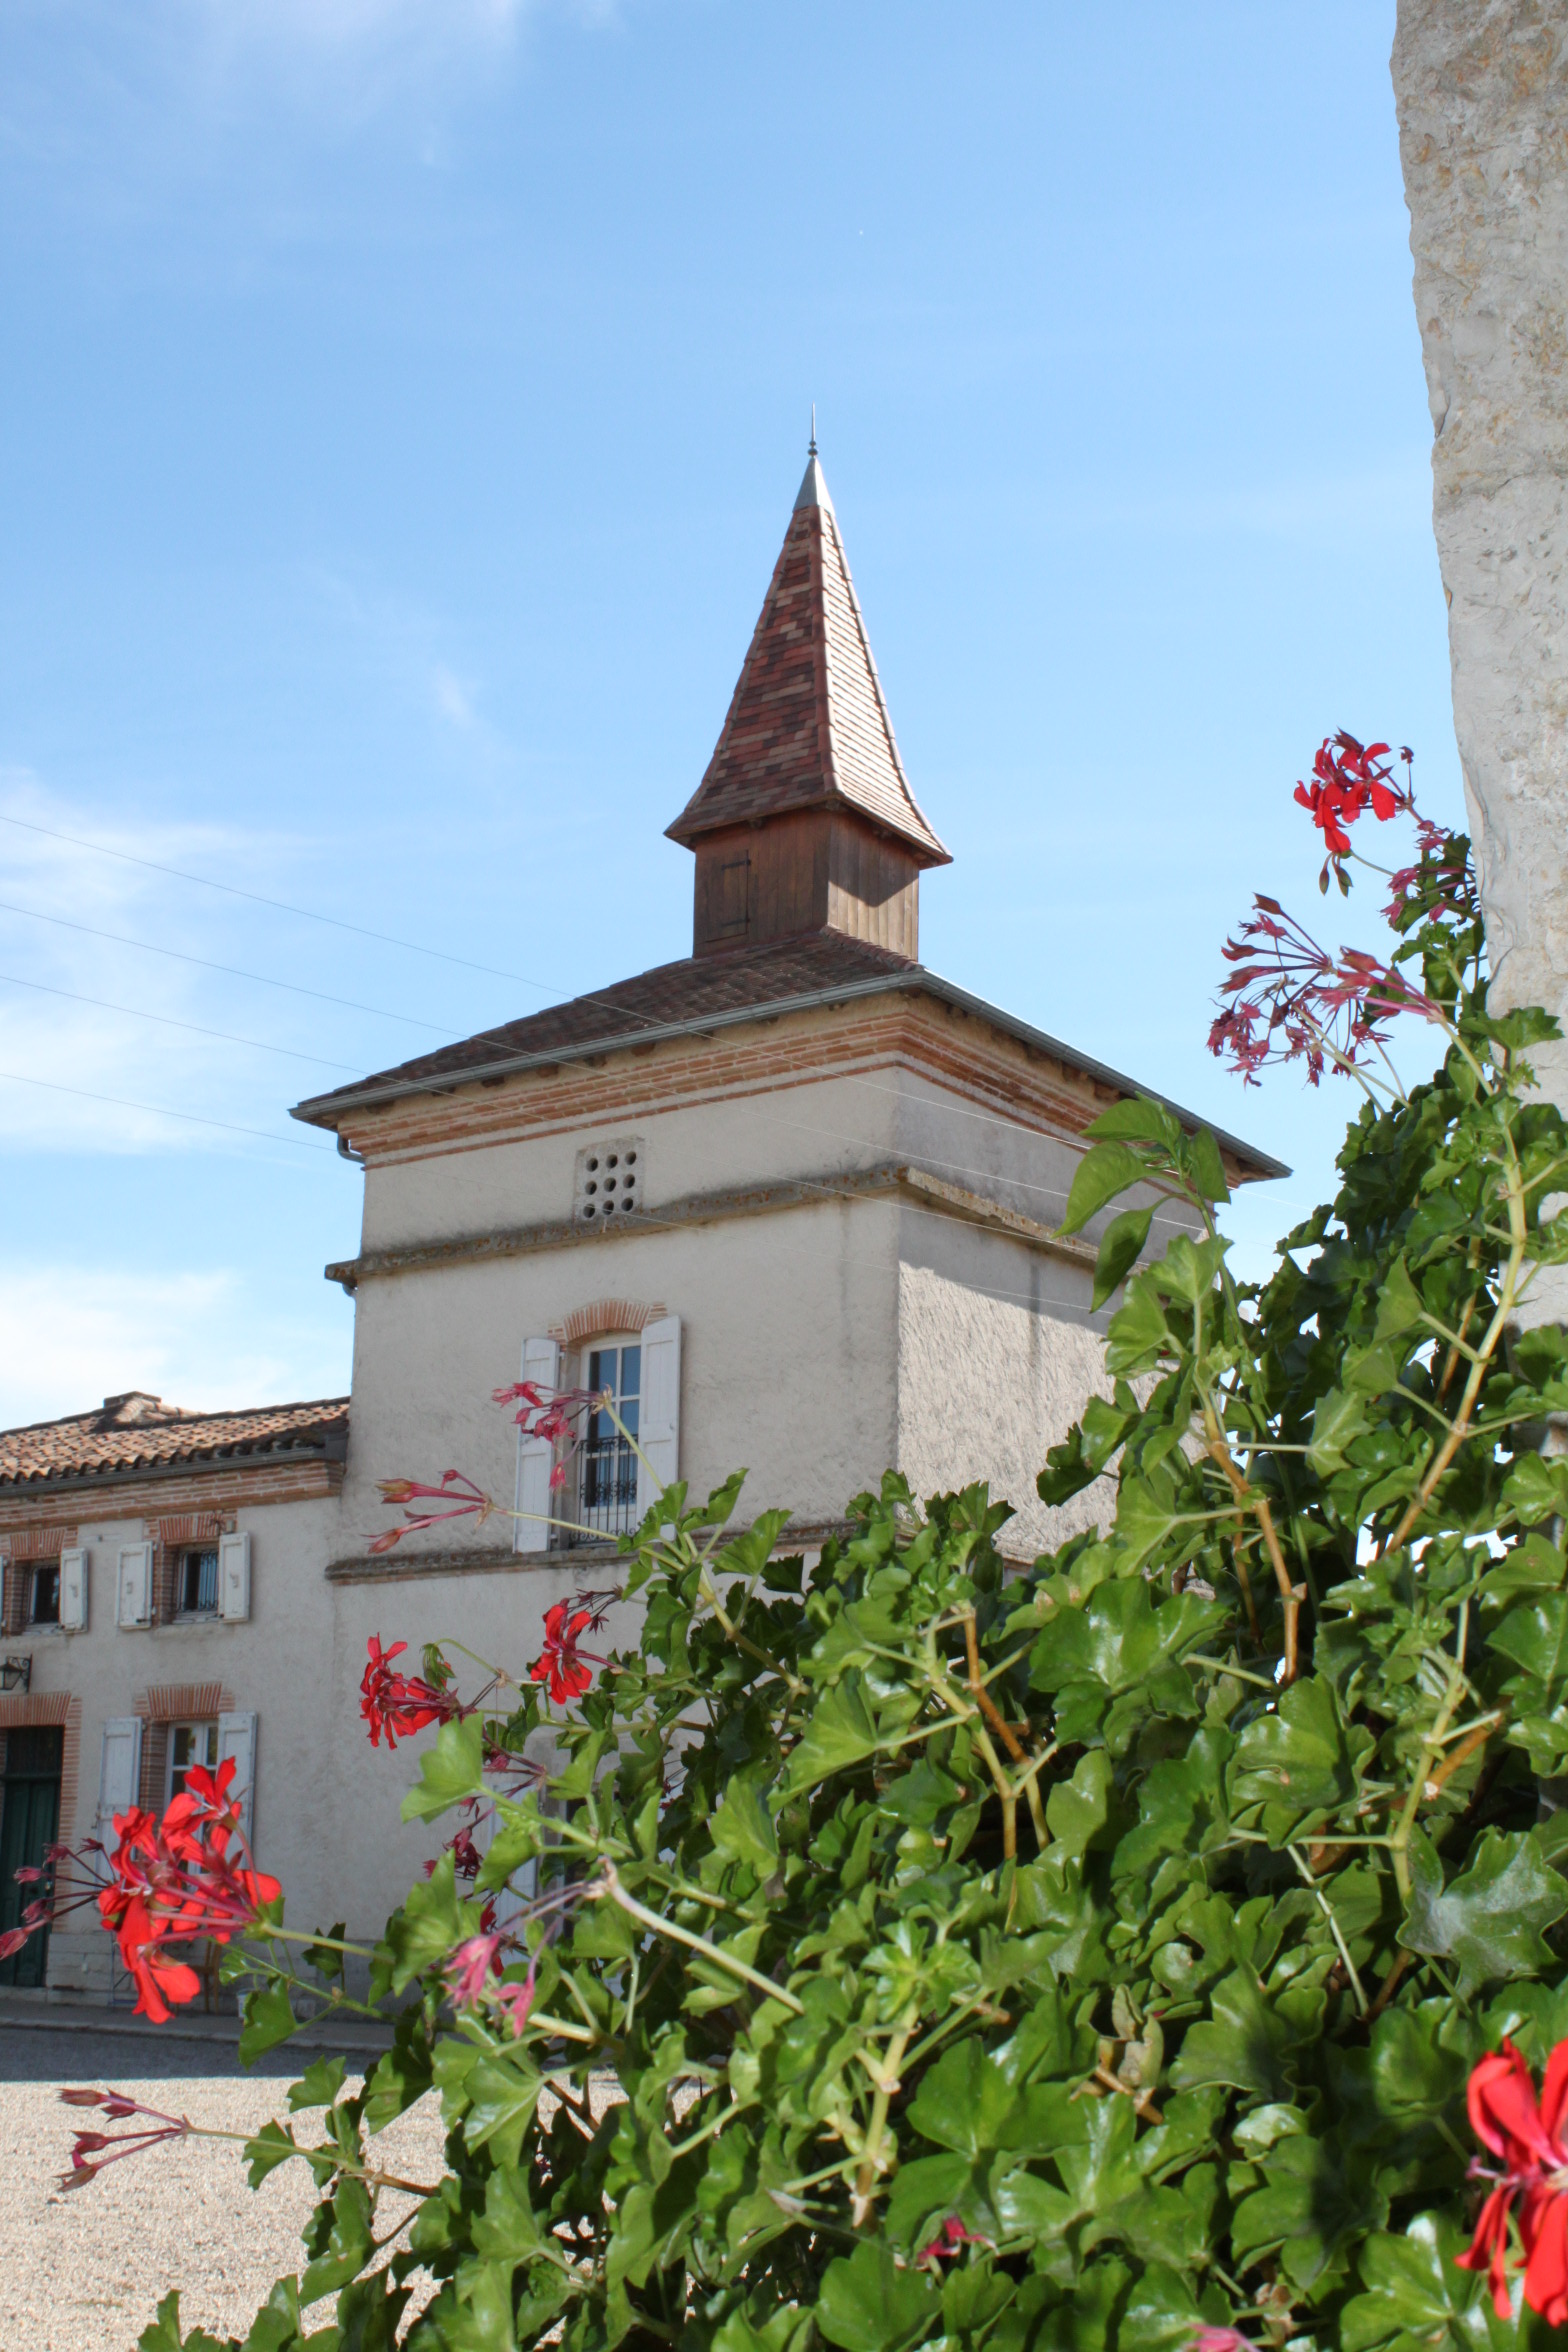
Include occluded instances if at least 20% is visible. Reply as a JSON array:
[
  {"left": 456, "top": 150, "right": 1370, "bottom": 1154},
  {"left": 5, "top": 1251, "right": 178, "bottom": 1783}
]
[
  {"left": 0, "top": 768, "right": 357, "bottom": 1158},
  {"left": 432, "top": 664, "right": 478, "bottom": 731},
  {"left": 0, "top": 1262, "right": 347, "bottom": 1425}
]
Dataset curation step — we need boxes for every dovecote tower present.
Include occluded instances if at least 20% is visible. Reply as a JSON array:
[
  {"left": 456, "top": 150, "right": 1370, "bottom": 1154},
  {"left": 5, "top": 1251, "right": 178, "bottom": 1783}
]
[{"left": 666, "top": 448, "right": 950, "bottom": 959}]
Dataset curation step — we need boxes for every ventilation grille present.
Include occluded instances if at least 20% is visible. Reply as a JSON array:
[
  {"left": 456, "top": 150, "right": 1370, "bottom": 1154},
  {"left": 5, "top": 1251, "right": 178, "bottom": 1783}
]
[{"left": 574, "top": 1137, "right": 644, "bottom": 1228}]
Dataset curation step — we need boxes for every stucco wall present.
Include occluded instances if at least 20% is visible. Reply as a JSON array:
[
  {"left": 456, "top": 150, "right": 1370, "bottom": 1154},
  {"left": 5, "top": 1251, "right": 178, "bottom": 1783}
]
[
  {"left": 29, "top": 1492, "right": 341, "bottom": 1997},
  {"left": 895, "top": 1236, "right": 1113, "bottom": 1561},
  {"left": 339, "top": 1194, "right": 902, "bottom": 1548}
]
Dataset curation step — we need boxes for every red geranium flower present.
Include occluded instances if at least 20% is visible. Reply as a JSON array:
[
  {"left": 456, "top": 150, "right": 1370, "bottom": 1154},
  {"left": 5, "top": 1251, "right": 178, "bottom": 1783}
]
[
  {"left": 528, "top": 1600, "right": 607, "bottom": 1705},
  {"left": 1457, "top": 2037, "right": 1568, "bottom": 2323},
  {"left": 360, "top": 1635, "right": 459, "bottom": 1748},
  {"left": 918, "top": 2216, "right": 984, "bottom": 2263},
  {"left": 96, "top": 1759, "right": 281, "bottom": 2024},
  {"left": 1292, "top": 732, "right": 1409, "bottom": 876}
]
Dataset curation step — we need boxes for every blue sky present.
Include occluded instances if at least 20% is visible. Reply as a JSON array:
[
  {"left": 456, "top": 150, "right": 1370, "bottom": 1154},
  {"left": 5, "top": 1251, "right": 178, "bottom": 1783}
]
[{"left": 0, "top": 0, "right": 1453, "bottom": 1425}]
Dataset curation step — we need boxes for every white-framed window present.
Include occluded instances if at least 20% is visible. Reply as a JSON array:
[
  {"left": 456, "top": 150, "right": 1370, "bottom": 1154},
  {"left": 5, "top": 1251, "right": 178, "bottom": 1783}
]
[
  {"left": 26, "top": 1563, "right": 60, "bottom": 1627},
  {"left": 167, "top": 1720, "right": 219, "bottom": 1805},
  {"left": 573, "top": 1339, "right": 642, "bottom": 1544},
  {"left": 175, "top": 1545, "right": 220, "bottom": 1618}
]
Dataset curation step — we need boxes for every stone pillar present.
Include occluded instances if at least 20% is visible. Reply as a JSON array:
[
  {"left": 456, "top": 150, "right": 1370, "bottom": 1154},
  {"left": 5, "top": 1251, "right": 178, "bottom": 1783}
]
[{"left": 1392, "top": 2, "right": 1568, "bottom": 1083}]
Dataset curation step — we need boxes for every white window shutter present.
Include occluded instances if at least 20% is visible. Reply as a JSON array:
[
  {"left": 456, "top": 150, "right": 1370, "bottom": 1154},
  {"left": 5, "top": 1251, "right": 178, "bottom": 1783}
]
[
  {"left": 59, "top": 1548, "right": 88, "bottom": 1632},
  {"left": 96, "top": 1716, "right": 143, "bottom": 1840},
  {"left": 217, "top": 1711, "right": 258, "bottom": 1845},
  {"left": 637, "top": 1313, "right": 682, "bottom": 1511},
  {"left": 116, "top": 1542, "right": 153, "bottom": 1628},
  {"left": 218, "top": 1532, "right": 251, "bottom": 1622},
  {"left": 514, "top": 1334, "right": 561, "bottom": 1555}
]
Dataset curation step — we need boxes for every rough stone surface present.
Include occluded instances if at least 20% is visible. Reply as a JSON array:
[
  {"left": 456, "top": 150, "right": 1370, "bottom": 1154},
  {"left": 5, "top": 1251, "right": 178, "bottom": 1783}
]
[{"left": 1393, "top": 1, "right": 1568, "bottom": 1059}]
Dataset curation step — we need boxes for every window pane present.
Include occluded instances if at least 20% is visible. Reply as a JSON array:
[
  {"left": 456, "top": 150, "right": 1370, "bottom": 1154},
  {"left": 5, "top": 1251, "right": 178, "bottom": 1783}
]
[
  {"left": 29, "top": 1566, "right": 60, "bottom": 1625},
  {"left": 620, "top": 1346, "right": 640, "bottom": 1400},
  {"left": 587, "top": 1348, "right": 611, "bottom": 1392},
  {"left": 169, "top": 1721, "right": 218, "bottom": 1801},
  {"left": 181, "top": 1549, "right": 219, "bottom": 1612}
]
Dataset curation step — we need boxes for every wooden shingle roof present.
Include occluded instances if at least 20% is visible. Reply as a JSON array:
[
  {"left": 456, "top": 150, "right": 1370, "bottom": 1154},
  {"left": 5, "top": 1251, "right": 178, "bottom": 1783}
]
[{"left": 666, "top": 454, "right": 950, "bottom": 865}]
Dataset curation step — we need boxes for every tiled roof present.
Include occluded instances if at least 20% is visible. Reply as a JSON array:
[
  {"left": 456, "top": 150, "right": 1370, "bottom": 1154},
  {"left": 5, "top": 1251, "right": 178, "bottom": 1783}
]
[
  {"left": 0, "top": 1393, "right": 350, "bottom": 1492},
  {"left": 289, "top": 934, "right": 1287, "bottom": 1180},
  {"left": 666, "top": 455, "right": 950, "bottom": 865},
  {"left": 295, "top": 932, "right": 918, "bottom": 1117}
]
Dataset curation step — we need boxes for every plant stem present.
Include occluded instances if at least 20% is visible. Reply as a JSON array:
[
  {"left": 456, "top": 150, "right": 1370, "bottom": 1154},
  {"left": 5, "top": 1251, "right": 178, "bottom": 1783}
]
[{"left": 595, "top": 1864, "right": 804, "bottom": 2015}]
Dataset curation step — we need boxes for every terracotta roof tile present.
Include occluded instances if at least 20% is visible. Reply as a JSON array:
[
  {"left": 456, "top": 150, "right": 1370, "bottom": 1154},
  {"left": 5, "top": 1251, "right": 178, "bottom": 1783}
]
[
  {"left": 0, "top": 1393, "right": 350, "bottom": 1491},
  {"left": 666, "top": 457, "right": 949, "bottom": 865},
  {"left": 295, "top": 931, "right": 916, "bottom": 1117}
]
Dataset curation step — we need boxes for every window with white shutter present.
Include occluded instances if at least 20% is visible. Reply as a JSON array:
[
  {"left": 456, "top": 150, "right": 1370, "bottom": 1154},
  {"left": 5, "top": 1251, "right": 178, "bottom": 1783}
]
[
  {"left": 636, "top": 1313, "right": 681, "bottom": 1511},
  {"left": 96, "top": 1717, "right": 143, "bottom": 1842},
  {"left": 116, "top": 1543, "right": 153, "bottom": 1629},
  {"left": 59, "top": 1548, "right": 88, "bottom": 1633},
  {"left": 513, "top": 1333, "right": 561, "bottom": 1555},
  {"left": 218, "top": 1532, "right": 251, "bottom": 1622},
  {"left": 217, "top": 1712, "right": 258, "bottom": 1845}
]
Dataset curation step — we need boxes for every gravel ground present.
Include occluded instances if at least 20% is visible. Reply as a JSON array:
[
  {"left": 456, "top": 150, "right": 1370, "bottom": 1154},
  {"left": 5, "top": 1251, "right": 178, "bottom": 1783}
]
[{"left": 0, "top": 2028, "right": 448, "bottom": 2352}]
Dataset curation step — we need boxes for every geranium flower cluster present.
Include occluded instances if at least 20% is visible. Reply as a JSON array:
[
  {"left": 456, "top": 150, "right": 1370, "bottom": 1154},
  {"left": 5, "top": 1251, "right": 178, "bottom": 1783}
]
[
  {"left": 530, "top": 1595, "right": 612, "bottom": 1705},
  {"left": 95, "top": 1756, "right": 282, "bottom": 2022},
  {"left": 1293, "top": 731, "right": 1410, "bottom": 877},
  {"left": 360, "top": 1634, "right": 461, "bottom": 1747},
  {"left": 0, "top": 1758, "right": 280, "bottom": 2024},
  {"left": 1458, "top": 2038, "right": 1568, "bottom": 2325},
  {"left": 369, "top": 1470, "right": 497, "bottom": 1555},
  {"left": 1209, "top": 897, "right": 1442, "bottom": 1087},
  {"left": 491, "top": 1378, "right": 606, "bottom": 1493},
  {"left": 1209, "top": 730, "right": 1450, "bottom": 1087},
  {"left": 56, "top": 2087, "right": 190, "bottom": 2193}
]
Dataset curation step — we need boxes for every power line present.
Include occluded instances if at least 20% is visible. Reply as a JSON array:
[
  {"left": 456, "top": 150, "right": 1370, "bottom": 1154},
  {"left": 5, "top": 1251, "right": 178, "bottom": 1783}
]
[
  {"left": 0, "top": 1068, "right": 337, "bottom": 1151},
  {"left": 0, "top": 899, "right": 462, "bottom": 1037},
  {"left": 0, "top": 810, "right": 673, "bottom": 1036},
  {"left": 0, "top": 972, "right": 364, "bottom": 1074}
]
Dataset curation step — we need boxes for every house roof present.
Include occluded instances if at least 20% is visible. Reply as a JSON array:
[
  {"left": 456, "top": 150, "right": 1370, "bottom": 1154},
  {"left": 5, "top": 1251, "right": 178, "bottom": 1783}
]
[
  {"left": 0, "top": 1392, "right": 350, "bottom": 1495},
  {"left": 665, "top": 452, "right": 950, "bottom": 866},
  {"left": 290, "top": 931, "right": 1288, "bottom": 1180}
]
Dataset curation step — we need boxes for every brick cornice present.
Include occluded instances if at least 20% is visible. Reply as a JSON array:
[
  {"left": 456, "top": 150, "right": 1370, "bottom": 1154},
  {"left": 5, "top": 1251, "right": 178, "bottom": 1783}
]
[{"left": 0, "top": 1454, "right": 343, "bottom": 1519}]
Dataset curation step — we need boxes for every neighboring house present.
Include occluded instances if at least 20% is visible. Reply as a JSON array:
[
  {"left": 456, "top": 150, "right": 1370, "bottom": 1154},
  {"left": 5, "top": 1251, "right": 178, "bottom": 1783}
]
[
  {"left": 0, "top": 449, "right": 1284, "bottom": 1998},
  {"left": 0, "top": 1391, "right": 346, "bottom": 1999}
]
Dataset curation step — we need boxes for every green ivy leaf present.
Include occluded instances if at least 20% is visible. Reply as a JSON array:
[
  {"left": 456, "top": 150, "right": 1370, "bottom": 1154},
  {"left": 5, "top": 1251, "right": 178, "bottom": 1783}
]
[
  {"left": 1231, "top": 2133, "right": 1386, "bottom": 2290},
  {"left": 816, "top": 2242, "right": 942, "bottom": 2352},
  {"left": 289, "top": 2056, "right": 348, "bottom": 2113},
  {"left": 1093, "top": 1206, "right": 1154, "bottom": 1310},
  {"left": 238, "top": 1983, "right": 299, "bottom": 2068},
  {"left": 1401, "top": 1828, "right": 1568, "bottom": 1997},
  {"left": 1229, "top": 1675, "right": 1360, "bottom": 1834},
  {"left": 398, "top": 1714, "right": 484, "bottom": 1826},
  {"left": 1341, "top": 2210, "right": 1501, "bottom": 2352},
  {"left": 782, "top": 1673, "right": 882, "bottom": 1795},
  {"left": 1060, "top": 1141, "right": 1147, "bottom": 1237},
  {"left": 1045, "top": 1749, "right": 1113, "bottom": 1858},
  {"left": 1308, "top": 1386, "right": 1372, "bottom": 1477}
]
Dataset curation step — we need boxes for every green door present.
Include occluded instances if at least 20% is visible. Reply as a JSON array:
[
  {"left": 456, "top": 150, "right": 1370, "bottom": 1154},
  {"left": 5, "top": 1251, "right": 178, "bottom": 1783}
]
[{"left": 0, "top": 1727, "right": 63, "bottom": 1990}]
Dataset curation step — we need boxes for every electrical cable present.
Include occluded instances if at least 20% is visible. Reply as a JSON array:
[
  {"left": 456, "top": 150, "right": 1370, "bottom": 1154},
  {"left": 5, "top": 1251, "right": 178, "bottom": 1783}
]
[
  {"left": 0, "top": 1068, "right": 337, "bottom": 1152},
  {"left": 0, "top": 898, "right": 462, "bottom": 1037},
  {"left": 0, "top": 971, "right": 364, "bottom": 1073},
  {"left": 0, "top": 810, "right": 675, "bottom": 1035}
]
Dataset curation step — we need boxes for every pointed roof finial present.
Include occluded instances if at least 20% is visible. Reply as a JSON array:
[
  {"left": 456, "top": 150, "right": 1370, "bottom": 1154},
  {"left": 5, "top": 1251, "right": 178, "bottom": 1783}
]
[
  {"left": 793, "top": 413, "right": 832, "bottom": 515},
  {"left": 667, "top": 444, "right": 949, "bottom": 870}
]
